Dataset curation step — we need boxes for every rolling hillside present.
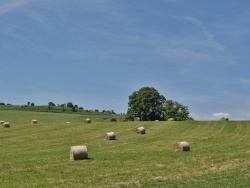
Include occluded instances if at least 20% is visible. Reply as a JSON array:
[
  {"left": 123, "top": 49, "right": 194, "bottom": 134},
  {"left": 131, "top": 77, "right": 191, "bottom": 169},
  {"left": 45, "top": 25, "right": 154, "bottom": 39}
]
[{"left": 0, "top": 110, "right": 249, "bottom": 187}]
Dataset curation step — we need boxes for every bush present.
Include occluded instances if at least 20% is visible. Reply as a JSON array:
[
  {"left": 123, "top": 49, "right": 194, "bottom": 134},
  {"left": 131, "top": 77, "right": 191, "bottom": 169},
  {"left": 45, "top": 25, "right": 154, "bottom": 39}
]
[{"left": 110, "top": 118, "right": 117, "bottom": 122}]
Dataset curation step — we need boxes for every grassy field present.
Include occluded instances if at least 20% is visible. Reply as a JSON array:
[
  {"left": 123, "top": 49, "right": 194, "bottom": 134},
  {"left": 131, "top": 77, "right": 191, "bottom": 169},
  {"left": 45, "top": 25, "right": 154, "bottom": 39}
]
[{"left": 0, "top": 110, "right": 250, "bottom": 187}]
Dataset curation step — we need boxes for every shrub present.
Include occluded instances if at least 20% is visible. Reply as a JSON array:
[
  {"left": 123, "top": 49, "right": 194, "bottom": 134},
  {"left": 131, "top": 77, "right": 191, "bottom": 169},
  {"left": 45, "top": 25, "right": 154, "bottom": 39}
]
[{"left": 110, "top": 118, "right": 117, "bottom": 122}]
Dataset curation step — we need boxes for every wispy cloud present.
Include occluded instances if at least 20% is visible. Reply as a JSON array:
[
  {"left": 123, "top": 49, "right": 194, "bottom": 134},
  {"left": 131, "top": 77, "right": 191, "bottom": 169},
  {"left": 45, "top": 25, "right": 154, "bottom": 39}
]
[
  {"left": 0, "top": 0, "right": 34, "bottom": 14},
  {"left": 190, "top": 112, "right": 230, "bottom": 120},
  {"left": 239, "top": 78, "right": 250, "bottom": 88},
  {"left": 183, "top": 16, "right": 236, "bottom": 65},
  {"left": 159, "top": 15, "right": 236, "bottom": 68},
  {"left": 212, "top": 112, "right": 230, "bottom": 118}
]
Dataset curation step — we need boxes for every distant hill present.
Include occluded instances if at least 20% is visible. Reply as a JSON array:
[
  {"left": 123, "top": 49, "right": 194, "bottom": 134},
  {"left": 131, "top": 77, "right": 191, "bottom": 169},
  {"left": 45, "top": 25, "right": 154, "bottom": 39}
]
[{"left": 0, "top": 105, "right": 123, "bottom": 122}]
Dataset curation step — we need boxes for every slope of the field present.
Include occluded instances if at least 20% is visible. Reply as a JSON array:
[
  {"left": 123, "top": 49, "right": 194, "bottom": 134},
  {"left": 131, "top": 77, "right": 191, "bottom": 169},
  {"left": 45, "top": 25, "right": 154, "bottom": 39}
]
[{"left": 0, "top": 110, "right": 249, "bottom": 188}]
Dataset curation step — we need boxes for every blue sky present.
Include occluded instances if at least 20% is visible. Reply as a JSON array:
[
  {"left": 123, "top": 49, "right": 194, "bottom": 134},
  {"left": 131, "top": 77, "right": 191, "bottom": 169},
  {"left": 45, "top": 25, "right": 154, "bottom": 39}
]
[{"left": 1, "top": 0, "right": 250, "bottom": 120}]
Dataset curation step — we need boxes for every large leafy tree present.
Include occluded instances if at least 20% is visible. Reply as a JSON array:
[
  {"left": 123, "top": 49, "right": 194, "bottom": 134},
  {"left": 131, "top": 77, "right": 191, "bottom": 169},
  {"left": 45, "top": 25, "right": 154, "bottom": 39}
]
[
  {"left": 48, "top": 102, "right": 56, "bottom": 106},
  {"left": 67, "top": 102, "right": 74, "bottom": 108},
  {"left": 126, "top": 87, "right": 166, "bottom": 121},
  {"left": 164, "top": 100, "right": 190, "bottom": 121}
]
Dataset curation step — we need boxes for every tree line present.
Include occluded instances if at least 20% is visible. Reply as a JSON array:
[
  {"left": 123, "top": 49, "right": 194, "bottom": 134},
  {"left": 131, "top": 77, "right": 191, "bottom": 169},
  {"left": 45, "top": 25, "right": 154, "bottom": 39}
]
[
  {"left": 0, "top": 101, "right": 116, "bottom": 114},
  {"left": 1, "top": 86, "right": 192, "bottom": 121}
]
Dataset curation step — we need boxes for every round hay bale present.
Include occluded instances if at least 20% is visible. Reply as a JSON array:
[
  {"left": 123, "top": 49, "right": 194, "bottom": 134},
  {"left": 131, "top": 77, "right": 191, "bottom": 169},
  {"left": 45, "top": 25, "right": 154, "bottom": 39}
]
[
  {"left": 70, "top": 145, "right": 88, "bottom": 160},
  {"left": 0, "top": 120, "right": 4, "bottom": 124},
  {"left": 134, "top": 117, "right": 140, "bottom": 121},
  {"left": 106, "top": 132, "right": 116, "bottom": 140},
  {"left": 31, "top": 119, "right": 38, "bottom": 124},
  {"left": 84, "top": 118, "right": 91, "bottom": 123},
  {"left": 173, "top": 141, "right": 190, "bottom": 152},
  {"left": 136, "top": 126, "right": 146, "bottom": 134},
  {"left": 3, "top": 122, "right": 10, "bottom": 128},
  {"left": 168, "top": 118, "right": 174, "bottom": 121}
]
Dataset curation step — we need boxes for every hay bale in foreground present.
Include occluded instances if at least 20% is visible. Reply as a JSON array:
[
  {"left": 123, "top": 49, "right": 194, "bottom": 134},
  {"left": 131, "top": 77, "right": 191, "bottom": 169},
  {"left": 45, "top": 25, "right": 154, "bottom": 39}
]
[
  {"left": 0, "top": 120, "right": 4, "bottom": 124},
  {"left": 136, "top": 126, "right": 146, "bottom": 134},
  {"left": 173, "top": 141, "right": 190, "bottom": 152},
  {"left": 70, "top": 145, "right": 88, "bottom": 160},
  {"left": 84, "top": 118, "right": 91, "bottom": 123},
  {"left": 106, "top": 132, "right": 116, "bottom": 140},
  {"left": 3, "top": 122, "right": 10, "bottom": 128},
  {"left": 31, "top": 119, "right": 38, "bottom": 124}
]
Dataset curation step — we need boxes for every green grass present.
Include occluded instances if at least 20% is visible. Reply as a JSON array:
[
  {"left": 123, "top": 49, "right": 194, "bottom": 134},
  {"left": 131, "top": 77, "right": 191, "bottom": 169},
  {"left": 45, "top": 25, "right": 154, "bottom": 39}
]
[{"left": 0, "top": 110, "right": 250, "bottom": 187}]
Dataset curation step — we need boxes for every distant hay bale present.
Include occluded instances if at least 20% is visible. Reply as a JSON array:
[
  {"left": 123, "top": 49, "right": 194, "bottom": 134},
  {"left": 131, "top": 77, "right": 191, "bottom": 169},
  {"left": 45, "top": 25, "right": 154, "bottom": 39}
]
[
  {"left": 106, "top": 132, "right": 116, "bottom": 140},
  {"left": 3, "top": 122, "right": 10, "bottom": 128},
  {"left": 66, "top": 122, "right": 71, "bottom": 124},
  {"left": 173, "top": 141, "right": 190, "bottom": 152},
  {"left": 136, "top": 126, "right": 146, "bottom": 134},
  {"left": 0, "top": 120, "right": 4, "bottom": 124},
  {"left": 31, "top": 119, "right": 38, "bottom": 124},
  {"left": 168, "top": 118, "right": 174, "bottom": 121},
  {"left": 134, "top": 117, "right": 140, "bottom": 121},
  {"left": 70, "top": 145, "right": 88, "bottom": 160},
  {"left": 84, "top": 118, "right": 91, "bottom": 123},
  {"left": 155, "top": 120, "right": 159, "bottom": 122}
]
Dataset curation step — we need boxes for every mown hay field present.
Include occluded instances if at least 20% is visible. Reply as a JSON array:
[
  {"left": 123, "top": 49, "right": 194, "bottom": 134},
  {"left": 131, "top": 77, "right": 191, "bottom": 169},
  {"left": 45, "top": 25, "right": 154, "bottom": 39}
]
[{"left": 0, "top": 110, "right": 250, "bottom": 188}]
